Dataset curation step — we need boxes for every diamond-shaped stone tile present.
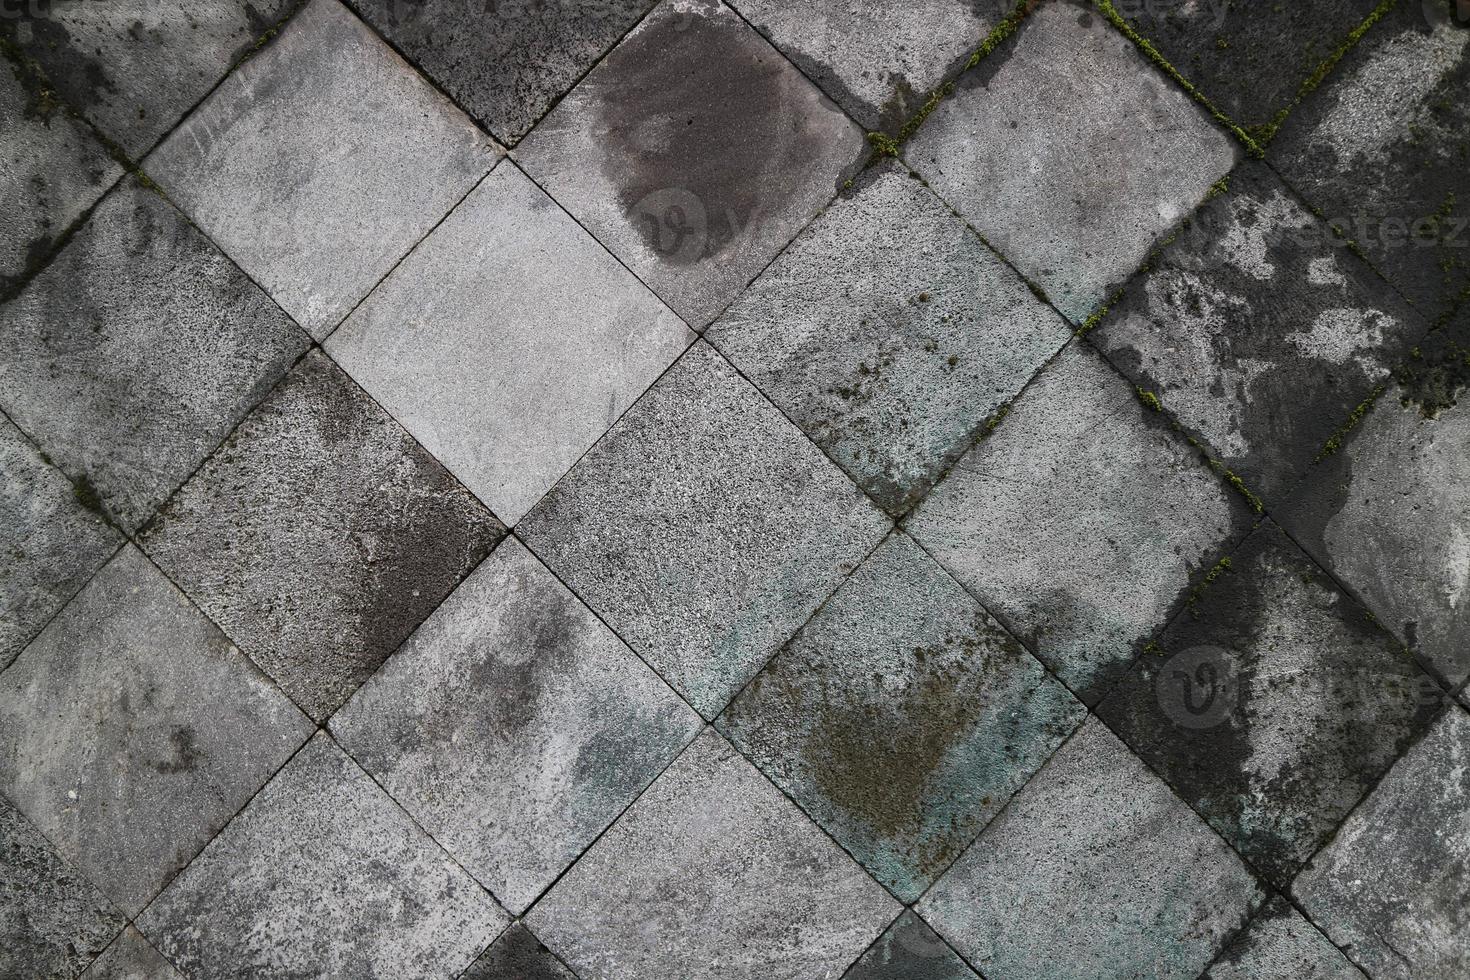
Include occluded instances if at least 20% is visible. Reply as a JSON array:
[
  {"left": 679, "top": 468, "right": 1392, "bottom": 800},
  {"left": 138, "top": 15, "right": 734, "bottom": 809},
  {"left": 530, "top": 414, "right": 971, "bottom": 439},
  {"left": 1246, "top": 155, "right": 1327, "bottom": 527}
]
[
  {"left": 519, "top": 342, "right": 889, "bottom": 718},
  {"left": 1091, "top": 161, "right": 1429, "bottom": 504},
  {"left": 80, "top": 927, "right": 183, "bottom": 980},
  {"left": 144, "top": 0, "right": 498, "bottom": 337},
  {"left": 140, "top": 350, "right": 506, "bottom": 721},
  {"left": 332, "top": 536, "right": 702, "bottom": 913},
  {"left": 515, "top": 0, "right": 866, "bottom": 328},
  {"left": 462, "top": 923, "right": 578, "bottom": 980},
  {"left": 708, "top": 160, "right": 1070, "bottom": 514},
  {"left": 1294, "top": 705, "right": 1470, "bottom": 979},
  {"left": 906, "top": 0, "right": 1241, "bottom": 324},
  {"left": 727, "top": 0, "right": 1002, "bottom": 132},
  {"left": 0, "top": 47, "right": 122, "bottom": 293},
  {"left": 906, "top": 342, "right": 1250, "bottom": 704},
  {"left": 0, "top": 546, "right": 312, "bottom": 916},
  {"left": 843, "top": 911, "right": 977, "bottom": 980},
  {"left": 527, "top": 729, "right": 898, "bottom": 980},
  {"left": 917, "top": 717, "right": 1264, "bottom": 980},
  {"left": 0, "top": 176, "right": 309, "bottom": 532},
  {"left": 720, "top": 532, "right": 1084, "bottom": 902},
  {"left": 136, "top": 732, "right": 507, "bottom": 978},
  {"left": 1271, "top": 3, "right": 1469, "bottom": 318},
  {"left": 351, "top": 0, "right": 656, "bottom": 143},
  {"left": 1098, "top": 521, "right": 1441, "bottom": 885},
  {"left": 328, "top": 161, "right": 691, "bottom": 525},
  {"left": 0, "top": 797, "right": 124, "bottom": 980},
  {"left": 1203, "top": 896, "right": 1366, "bottom": 980},
  {"left": 0, "top": 415, "right": 119, "bottom": 670}
]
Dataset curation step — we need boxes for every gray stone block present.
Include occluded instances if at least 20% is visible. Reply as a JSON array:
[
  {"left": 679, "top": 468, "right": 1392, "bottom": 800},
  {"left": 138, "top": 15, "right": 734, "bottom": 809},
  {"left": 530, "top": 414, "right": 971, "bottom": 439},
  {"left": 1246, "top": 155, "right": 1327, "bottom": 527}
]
[
  {"left": 1203, "top": 897, "right": 1366, "bottom": 980},
  {"left": 842, "top": 910, "right": 978, "bottom": 980},
  {"left": 79, "top": 927, "right": 183, "bottom": 980},
  {"left": 461, "top": 923, "right": 578, "bottom": 980}
]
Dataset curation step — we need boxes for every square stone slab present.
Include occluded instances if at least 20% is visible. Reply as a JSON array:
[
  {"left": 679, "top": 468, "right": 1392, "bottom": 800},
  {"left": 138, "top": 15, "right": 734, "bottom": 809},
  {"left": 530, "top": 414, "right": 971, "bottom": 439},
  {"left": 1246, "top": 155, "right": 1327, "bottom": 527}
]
[
  {"left": 140, "top": 350, "right": 506, "bottom": 721},
  {"left": 515, "top": 0, "right": 866, "bottom": 328},
  {"left": 1090, "top": 161, "right": 1429, "bottom": 505},
  {"left": 144, "top": 0, "right": 498, "bottom": 337},
  {"left": 917, "top": 717, "right": 1264, "bottom": 980},
  {"left": 0, "top": 415, "right": 119, "bottom": 670},
  {"left": 80, "top": 927, "right": 183, "bottom": 980},
  {"left": 0, "top": 47, "right": 122, "bottom": 293},
  {"left": 843, "top": 911, "right": 978, "bottom": 980},
  {"left": 708, "top": 160, "right": 1070, "bottom": 515},
  {"left": 0, "top": 176, "right": 309, "bottom": 532},
  {"left": 328, "top": 161, "right": 692, "bottom": 525},
  {"left": 331, "top": 536, "right": 702, "bottom": 913},
  {"left": 519, "top": 342, "right": 889, "bottom": 718},
  {"left": 906, "top": 342, "right": 1250, "bottom": 705},
  {"left": 351, "top": 0, "right": 656, "bottom": 143},
  {"left": 1293, "top": 705, "right": 1470, "bottom": 979},
  {"left": 526, "top": 730, "right": 898, "bottom": 980},
  {"left": 1203, "top": 897, "right": 1366, "bottom": 980},
  {"left": 0, "top": 797, "right": 124, "bottom": 980},
  {"left": 1271, "top": 3, "right": 1470, "bottom": 319},
  {"left": 727, "top": 0, "right": 1003, "bottom": 131},
  {"left": 906, "top": 0, "right": 1241, "bottom": 324},
  {"left": 136, "top": 733, "right": 507, "bottom": 979},
  {"left": 719, "top": 532, "right": 1084, "bottom": 902},
  {"left": 1098, "top": 521, "right": 1442, "bottom": 886},
  {"left": 462, "top": 923, "right": 578, "bottom": 980},
  {"left": 0, "top": 546, "right": 313, "bottom": 917}
]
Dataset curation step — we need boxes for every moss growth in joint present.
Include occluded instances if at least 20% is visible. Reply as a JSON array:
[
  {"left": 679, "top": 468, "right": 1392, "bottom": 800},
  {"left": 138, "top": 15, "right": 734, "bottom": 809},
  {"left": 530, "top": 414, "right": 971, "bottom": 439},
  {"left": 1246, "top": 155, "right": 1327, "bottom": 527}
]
[
  {"left": 1136, "top": 387, "right": 1164, "bottom": 413},
  {"left": 1186, "top": 555, "right": 1234, "bottom": 612},
  {"left": 1317, "top": 383, "right": 1386, "bottom": 460}
]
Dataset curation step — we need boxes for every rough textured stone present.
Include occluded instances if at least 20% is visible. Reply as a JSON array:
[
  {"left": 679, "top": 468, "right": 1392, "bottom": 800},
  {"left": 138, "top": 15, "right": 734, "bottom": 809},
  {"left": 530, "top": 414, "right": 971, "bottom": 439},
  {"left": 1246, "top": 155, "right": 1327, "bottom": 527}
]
[
  {"left": 0, "top": 546, "right": 312, "bottom": 917},
  {"left": 351, "top": 0, "right": 655, "bottom": 143},
  {"left": 527, "top": 730, "right": 899, "bottom": 980},
  {"left": 906, "top": 342, "right": 1249, "bottom": 704},
  {"left": 720, "top": 532, "right": 1084, "bottom": 902},
  {"left": 332, "top": 536, "right": 702, "bottom": 914},
  {"left": 1293, "top": 705, "right": 1470, "bottom": 980},
  {"left": 1271, "top": 3, "right": 1470, "bottom": 319},
  {"left": 709, "top": 160, "right": 1070, "bottom": 515},
  {"left": 918, "top": 717, "right": 1264, "bottom": 980},
  {"left": 520, "top": 342, "right": 889, "bottom": 718},
  {"left": 462, "top": 923, "right": 578, "bottom": 980},
  {"left": 0, "top": 415, "right": 119, "bottom": 670},
  {"left": 1203, "top": 897, "right": 1366, "bottom": 980},
  {"left": 141, "top": 350, "right": 506, "bottom": 721},
  {"left": 1091, "top": 161, "right": 1428, "bottom": 504},
  {"left": 328, "top": 161, "right": 691, "bottom": 525},
  {"left": 516, "top": 0, "right": 866, "bottom": 328},
  {"left": 137, "top": 733, "right": 507, "bottom": 979},
  {"left": 0, "top": 177, "right": 308, "bottom": 531},
  {"left": 80, "top": 927, "right": 183, "bottom": 980},
  {"left": 1098, "top": 521, "right": 1441, "bottom": 885},
  {"left": 843, "top": 911, "right": 977, "bottom": 980},
  {"left": 906, "top": 0, "right": 1240, "bottom": 324},
  {"left": 145, "top": 0, "right": 498, "bottom": 337},
  {"left": 0, "top": 797, "right": 124, "bottom": 980},
  {"left": 728, "top": 0, "right": 1002, "bottom": 131}
]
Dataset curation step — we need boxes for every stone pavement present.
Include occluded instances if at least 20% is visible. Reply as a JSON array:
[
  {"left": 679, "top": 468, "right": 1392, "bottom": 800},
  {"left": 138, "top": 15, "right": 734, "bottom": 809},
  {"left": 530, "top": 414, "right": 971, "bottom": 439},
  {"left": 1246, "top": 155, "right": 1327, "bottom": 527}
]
[{"left": 0, "top": 1, "right": 1466, "bottom": 978}]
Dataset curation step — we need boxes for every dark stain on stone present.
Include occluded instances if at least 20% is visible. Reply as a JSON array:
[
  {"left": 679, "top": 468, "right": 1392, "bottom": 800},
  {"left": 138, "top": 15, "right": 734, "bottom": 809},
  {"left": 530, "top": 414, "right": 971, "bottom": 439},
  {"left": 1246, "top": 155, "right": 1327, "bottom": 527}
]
[
  {"left": 152, "top": 725, "right": 205, "bottom": 774},
  {"left": 1394, "top": 319, "right": 1470, "bottom": 417},
  {"left": 15, "top": 13, "right": 117, "bottom": 115},
  {"left": 463, "top": 922, "right": 574, "bottom": 980}
]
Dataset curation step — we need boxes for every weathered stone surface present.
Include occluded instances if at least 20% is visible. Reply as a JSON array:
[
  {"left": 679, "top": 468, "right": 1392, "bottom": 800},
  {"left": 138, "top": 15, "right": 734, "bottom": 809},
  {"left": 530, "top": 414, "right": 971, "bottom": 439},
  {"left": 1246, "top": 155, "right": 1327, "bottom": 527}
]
[
  {"left": 137, "top": 733, "right": 507, "bottom": 978},
  {"left": 1271, "top": 2, "right": 1470, "bottom": 319},
  {"left": 728, "top": 0, "right": 1001, "bottom": 131},
  {"left": 332, "top": 536, "right": 702, "bottom": 913},
  {"left": 520, "top": 342, "right": 889, "bottom": 717},
  {"left": 1098, "top": 521, "right": 1441, "bottom": 885},
  {"left": 1091, "top": 161, "right": 1428, "bottom": 504},
  {"left": 906, "top": 342, "right": 1249, "bottom": 704},
  {"left": 80, "top": 927, "right": 183, "bottom": 980},
  {"left": 352, "top": 0, "right": 655, "bottom": 143},
  {"left": 527, "top": 730, "right": 898, "bottom": 980},
  {"left": 0, "top": 415, "right": 119, "bottom": 670},
  {"left": 515, "top": 0, "right": 866, "bottom": 328},
  {"left": 141, "top": 350, "right": 506, "bottom": 721},
  {"left": 906, "top": 0, "right": 1240, "bottom": 324},
  {"left": 709, "top": 160, "right": 1070, "bottom": 514},
  {"left": 462, "top": 923, "right": 578, "bottom": 980},
  {"left": 0, "top": 546, "right": 312, "bottom": 917},
  {"left": 145, "top": 0, "right": 498, "bottom": 337},
  {"left": 720, "top": 532, "right": 1084, "bottom": 902},
  {"left": 0, "top": 176, "right": 308, "bottom": 531},
  {"left": 918, "top": 717, "right": 1264, "bottom": 980},
  {"left": 0, "top": 797, "right": 124, "bottom": 980},
  {"left": 1203, "top": 897, "right": 1366, "bottom": 980},
  {"left": 0, "top": 47, "right": 121, "bottom": 294},
  {"left": 843, "top": 911, "right": 977, "bottom": 980},
  {"left": 328, "top": 161, "right": 691, "bottom": 525},
  {"left": 1294, "top": 705, "right": 1470, "bottom": 979}
]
